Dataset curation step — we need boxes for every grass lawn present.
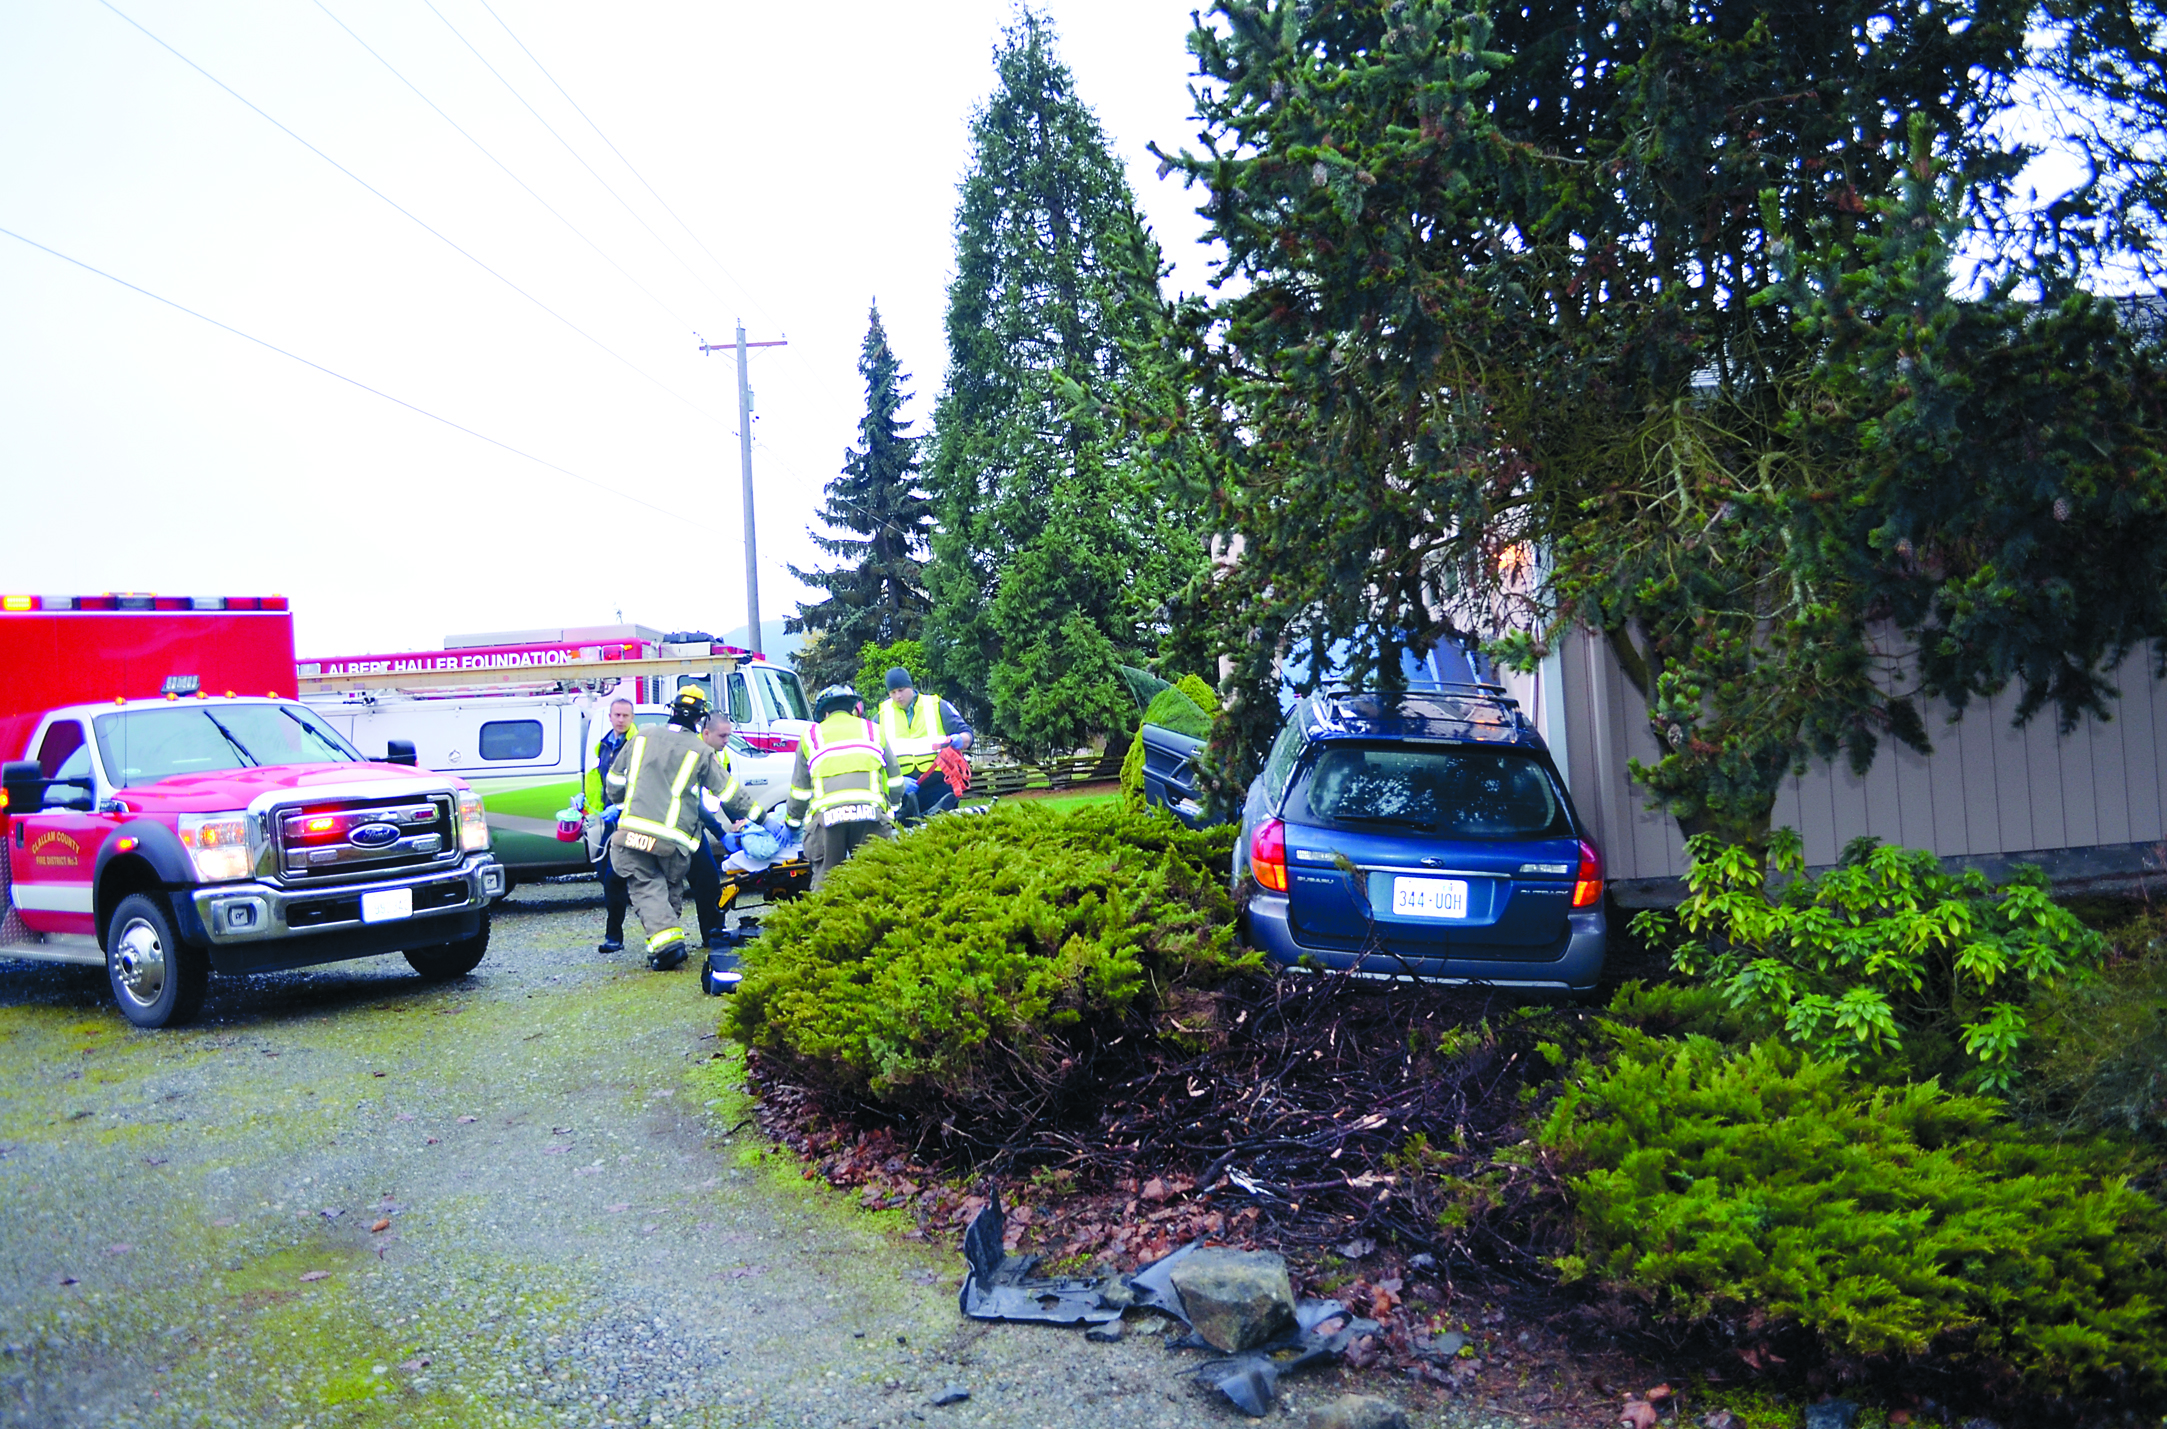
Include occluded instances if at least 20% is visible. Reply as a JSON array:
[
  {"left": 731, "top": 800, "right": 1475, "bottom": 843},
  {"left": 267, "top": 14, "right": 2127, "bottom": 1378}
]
[{"left": 983, "top": 780, "right": 1121, "bottom": 814}]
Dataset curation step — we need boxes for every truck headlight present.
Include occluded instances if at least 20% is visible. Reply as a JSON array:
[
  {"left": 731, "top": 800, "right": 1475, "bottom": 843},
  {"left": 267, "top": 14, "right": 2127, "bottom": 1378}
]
[
  {"left": 179, "top": 812, "right": 253, "bottom": 882},
  {"left": 456, "top": 790, "right": 491, "bottom": 852}
]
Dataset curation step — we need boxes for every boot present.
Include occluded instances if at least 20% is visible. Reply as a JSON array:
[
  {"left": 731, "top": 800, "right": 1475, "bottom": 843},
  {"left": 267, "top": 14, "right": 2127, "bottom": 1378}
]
[{"left": 646, "top": 941, "right": 688, "bottom": 972}]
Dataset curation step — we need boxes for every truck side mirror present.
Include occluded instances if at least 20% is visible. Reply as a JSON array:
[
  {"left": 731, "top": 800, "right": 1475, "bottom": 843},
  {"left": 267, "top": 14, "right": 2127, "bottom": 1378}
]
[
  {"left": 383, "top": 739, "right": 418, "bottom": 768},
  {"left": 2, "top": 761, "right": 46, "bottom": 816}
]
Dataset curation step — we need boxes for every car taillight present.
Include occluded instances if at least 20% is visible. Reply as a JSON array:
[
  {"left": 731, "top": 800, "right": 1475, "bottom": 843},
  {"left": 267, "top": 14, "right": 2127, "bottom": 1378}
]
[
  {"left": 1572, "top": 838, "right": 1604, "bottom": 908},
  {"left": 1251, "top": 818, "right": 1288, "bottom": 893}
]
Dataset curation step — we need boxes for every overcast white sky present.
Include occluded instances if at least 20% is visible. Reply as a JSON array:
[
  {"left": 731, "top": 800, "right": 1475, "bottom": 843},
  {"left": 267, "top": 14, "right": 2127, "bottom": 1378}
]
[{"left": 0, "top": 0, "right": 1219, "bottom": 659}]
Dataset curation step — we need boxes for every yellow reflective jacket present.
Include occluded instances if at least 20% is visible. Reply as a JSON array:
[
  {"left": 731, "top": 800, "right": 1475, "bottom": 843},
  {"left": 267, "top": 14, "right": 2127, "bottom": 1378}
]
[
  {"left": 785, "top": 712, "right": 906, "bottom": 829},
  {"left": 877, "top": 694, "right": 953, "bottom": 776}
]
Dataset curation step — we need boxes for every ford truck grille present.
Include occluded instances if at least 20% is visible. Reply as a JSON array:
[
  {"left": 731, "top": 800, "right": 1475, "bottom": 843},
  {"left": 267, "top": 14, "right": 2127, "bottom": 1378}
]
[{"left": 270, "top": 795, "right": 458, "bottom": 884}]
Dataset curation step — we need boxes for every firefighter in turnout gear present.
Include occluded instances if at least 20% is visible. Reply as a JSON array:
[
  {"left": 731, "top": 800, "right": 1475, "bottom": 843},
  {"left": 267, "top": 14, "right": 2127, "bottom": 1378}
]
[
  {"left": 605, "top": 688, "right": 756, "bottom": 969},
  {"left": 785, "top": 685, "right": 908, "bottom": 890}
]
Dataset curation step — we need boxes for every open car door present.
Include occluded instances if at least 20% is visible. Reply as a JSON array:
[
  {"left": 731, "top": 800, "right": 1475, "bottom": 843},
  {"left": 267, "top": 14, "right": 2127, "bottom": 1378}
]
[{"left": 1139, "top": 725, "right": 1214, "bottom": 828}]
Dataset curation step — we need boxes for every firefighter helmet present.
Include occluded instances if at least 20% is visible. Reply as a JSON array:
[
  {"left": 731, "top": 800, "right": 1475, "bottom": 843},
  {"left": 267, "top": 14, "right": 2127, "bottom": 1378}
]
[
  {"left": 668, "top": 687, "right": 712, "bottom": 729},
  {"left": 812, "top": 684, "right": 862, "bottom": 721}
]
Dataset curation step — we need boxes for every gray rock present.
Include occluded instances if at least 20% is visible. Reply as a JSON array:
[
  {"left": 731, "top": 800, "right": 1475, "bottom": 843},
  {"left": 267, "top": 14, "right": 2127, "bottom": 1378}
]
[
  {"left": 1302, "top": 1393, "right": 1410, "bottom": 1429},
  {"left": 1803, "top": 1402, "right": 1857, "bottom": 1429},
  {"left": 1096, "top": 1280, "right": 1136, "bottom": 1309},
  {"left": 1417, "top": 1330, "right": 1465, "bottom": 1361},
  {"left": 928, "top": 1383, "right": 970, "bottom": 1406},
  {"left": 1084, "top": 1318, "right": 1124, "bottom": 1343},
  {"left": 1166, "top": 1247, "right": 1298, "bottom": 1352}
]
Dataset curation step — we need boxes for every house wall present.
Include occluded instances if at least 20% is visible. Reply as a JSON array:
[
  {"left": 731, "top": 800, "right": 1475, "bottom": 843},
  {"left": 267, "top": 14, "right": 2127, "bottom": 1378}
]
[{"left": 1537, "top": 629, "right": 2167, "bottom": 905}]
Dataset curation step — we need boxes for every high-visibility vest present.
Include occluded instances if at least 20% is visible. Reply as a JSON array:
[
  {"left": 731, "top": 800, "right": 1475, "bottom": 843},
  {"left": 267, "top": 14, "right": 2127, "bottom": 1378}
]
[
  {"left": 789, "top": 713, "right": 901, "bottom": 825},
  {"left": 878, "top": 694, "right": 948, "bottom": 775}
]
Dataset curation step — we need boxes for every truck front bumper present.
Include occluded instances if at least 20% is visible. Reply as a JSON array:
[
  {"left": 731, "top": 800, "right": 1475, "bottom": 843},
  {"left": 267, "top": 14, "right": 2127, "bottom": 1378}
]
[{"left": 181, "top": 855, "right": 505, "bottom": 974}]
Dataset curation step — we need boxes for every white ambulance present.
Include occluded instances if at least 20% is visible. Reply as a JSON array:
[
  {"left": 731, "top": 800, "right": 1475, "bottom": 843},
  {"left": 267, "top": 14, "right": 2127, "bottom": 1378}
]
[{"left": 300, "top": 626, "right": 809, "bottom": 885}]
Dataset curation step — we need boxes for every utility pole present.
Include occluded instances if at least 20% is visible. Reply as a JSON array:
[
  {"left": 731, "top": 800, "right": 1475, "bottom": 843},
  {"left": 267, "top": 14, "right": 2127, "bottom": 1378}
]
[{"left": 698, "top": 324, "right": 787, "bottom": 654}]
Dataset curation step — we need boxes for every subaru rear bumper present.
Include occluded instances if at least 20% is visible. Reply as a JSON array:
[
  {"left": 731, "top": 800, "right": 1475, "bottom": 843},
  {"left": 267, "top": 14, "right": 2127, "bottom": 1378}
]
[{"left": 1242, "top": 891, "right": 1606, "bottom": 992}]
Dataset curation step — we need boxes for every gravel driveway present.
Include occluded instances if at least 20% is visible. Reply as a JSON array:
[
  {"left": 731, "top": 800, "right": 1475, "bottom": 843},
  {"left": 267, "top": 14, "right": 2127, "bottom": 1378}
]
[{"left": 0, "top": 882, "right": 1564, "bottom": 1429}]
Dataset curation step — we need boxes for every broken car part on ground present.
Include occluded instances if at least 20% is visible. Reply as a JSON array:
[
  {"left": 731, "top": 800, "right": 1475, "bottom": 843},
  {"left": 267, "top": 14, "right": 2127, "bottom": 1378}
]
[{"left": 958, "top": 1187, "right": 1381, "bottom": 1417}]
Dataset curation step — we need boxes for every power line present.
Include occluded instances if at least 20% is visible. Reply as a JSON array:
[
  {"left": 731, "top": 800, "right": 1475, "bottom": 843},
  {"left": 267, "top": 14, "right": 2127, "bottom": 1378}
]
[
  {"left": 309, "top": 0, "right": 699, "bottom": 334},
  {"left": 0, "top": 224, "right": 716, "bottom": 534},
  {"left": 97, "top": 0, "right": 727, "bottom": 429},
  {"left": 418, "top": 0, "right": 731, "bottom": 316},
  {"left": 473, "top": 0, "right": 781, "bottom": 334}
]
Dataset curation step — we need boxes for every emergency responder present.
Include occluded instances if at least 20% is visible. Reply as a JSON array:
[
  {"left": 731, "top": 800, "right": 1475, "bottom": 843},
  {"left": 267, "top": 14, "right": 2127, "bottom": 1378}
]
[
  {"left": 877, "top": 667, "right": 973, "bottom": 822},
  {"left": 604, "top": 689, "right": 757, "bottom": 970},
  {"left": 785, "top": 685, "right": 908, "bottom": 890},
  {"left": 587, "top": 696, "right": 635, "bottom": 954},
  {"left": 687, "top": 710, "right": 746, "bottom": 948}
]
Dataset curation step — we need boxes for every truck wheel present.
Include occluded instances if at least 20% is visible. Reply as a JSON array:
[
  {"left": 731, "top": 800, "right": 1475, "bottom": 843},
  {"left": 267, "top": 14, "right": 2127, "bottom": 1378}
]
[
  {"left": 405, "top": 912, "right": 489, "bottom": 980},
  {"left": 106, "top": 893, "right": 210, "bottom": 1030}
]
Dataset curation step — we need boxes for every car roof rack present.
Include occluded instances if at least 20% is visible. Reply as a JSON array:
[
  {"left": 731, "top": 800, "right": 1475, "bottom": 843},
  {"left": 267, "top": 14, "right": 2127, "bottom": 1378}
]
[
  {"left": 1308, "top": 682, "right": 1534, "bottom": 739},
  {"left": 1312, "top": 679, "right": 1521, "bottom": 706}
]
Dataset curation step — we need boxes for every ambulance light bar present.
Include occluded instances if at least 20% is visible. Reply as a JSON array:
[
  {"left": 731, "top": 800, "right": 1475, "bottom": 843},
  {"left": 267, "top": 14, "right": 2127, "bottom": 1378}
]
[{"left": 0, "top": 595, "right": 288, "bottom": 612}]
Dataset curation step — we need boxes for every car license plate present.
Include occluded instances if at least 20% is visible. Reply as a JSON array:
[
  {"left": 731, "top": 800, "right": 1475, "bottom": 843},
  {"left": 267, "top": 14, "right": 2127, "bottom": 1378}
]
[
  {"left": 361, "top": 888, "right": 413, "bottom": 924},
  {"left": 1392, "top": 877, "right": 1468, "bottom": 919}
]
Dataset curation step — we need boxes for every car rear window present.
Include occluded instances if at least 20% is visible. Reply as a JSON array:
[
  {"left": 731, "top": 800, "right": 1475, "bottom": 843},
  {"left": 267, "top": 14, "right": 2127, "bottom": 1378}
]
[{"left": 1291, "top": 744, "right": 1570, "bottom": 838}]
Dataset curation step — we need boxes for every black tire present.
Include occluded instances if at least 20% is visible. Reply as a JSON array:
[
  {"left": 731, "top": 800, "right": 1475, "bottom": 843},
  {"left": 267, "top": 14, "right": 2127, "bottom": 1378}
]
[
  {"left": 404, "top": 911, "right": 489, "bottom": 980},
  {"left": 106, "top": 892, "right": 209, "bottom": 1030}
]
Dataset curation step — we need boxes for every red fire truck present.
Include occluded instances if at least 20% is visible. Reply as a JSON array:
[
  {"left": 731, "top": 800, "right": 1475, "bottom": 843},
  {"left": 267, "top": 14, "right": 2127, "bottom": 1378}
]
[{"left": 1, "top": 595, "right": 506, "bottom": 1029}]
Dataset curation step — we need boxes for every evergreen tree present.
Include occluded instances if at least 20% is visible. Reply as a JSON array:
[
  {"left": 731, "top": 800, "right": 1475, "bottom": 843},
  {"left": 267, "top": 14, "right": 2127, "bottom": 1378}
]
[
  {"left": 786, "top": 303, "right": 933, "bottom": 692},
  {"left": 925, "top": 9, "right": 1204, "bottom": 758},
  {"left": 1157, "top": 0, "right": 2167, "bottom": 841}
]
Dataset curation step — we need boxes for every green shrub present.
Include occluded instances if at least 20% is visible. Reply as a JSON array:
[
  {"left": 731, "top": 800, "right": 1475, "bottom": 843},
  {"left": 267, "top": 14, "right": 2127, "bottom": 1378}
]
[
  {"left": 1140, "top": 684, "right": 1212, "bottom": 739},
  {"left": 853, "top": 638, "right": 933, "bottom": 711},
  {"left": 1540, "top": 1028, "right": 2167, "bottom": 1395},
  {"left": 1635, "top": 831, "right": 2105, "bottom": 1091},
  {"left": 1175, "top": 672, "right": 1222, "bottom": 718},
  {"left": 723, "top": 803, "right": 1251, "bottom": 1103},
  {"left": 1118, "top": 726, "right": 1148, "bottom": 811},
  {"left": 2019, "top": 903, "right": 2167, "bottom": 1142},
  {"left": 1603, "top": 979, "right": 1755, "bottom": 1043}
]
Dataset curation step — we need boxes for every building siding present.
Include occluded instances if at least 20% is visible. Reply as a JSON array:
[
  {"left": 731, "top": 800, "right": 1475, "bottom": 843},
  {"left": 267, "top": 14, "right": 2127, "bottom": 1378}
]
[{"left": 1534, "top": 629, "right": 2167, "bottom": 901}]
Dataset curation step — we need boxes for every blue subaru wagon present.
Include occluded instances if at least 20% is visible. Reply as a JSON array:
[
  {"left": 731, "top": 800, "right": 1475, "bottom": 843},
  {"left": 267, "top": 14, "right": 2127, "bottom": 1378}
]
[{"left": 1221, "top": 685, "right": 1606, "bottom": 994}]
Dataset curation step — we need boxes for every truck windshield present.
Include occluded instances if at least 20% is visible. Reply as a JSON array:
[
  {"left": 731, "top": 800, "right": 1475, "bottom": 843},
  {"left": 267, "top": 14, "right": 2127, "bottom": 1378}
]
[
  {"left": 753, "top": 667, "right": 810, "bottom": 722},
  {"left": 1290, "top": 744, "right": 1571, "bottom": 839},
  {"left": 94, "top": 703, "right": 362, "bottom": 788}
]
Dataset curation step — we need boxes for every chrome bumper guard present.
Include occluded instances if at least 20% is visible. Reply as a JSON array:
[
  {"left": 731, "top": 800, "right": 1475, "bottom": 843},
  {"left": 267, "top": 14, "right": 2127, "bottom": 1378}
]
[{"left": 191, "top": 855, "right": 506, "bottom": 945}]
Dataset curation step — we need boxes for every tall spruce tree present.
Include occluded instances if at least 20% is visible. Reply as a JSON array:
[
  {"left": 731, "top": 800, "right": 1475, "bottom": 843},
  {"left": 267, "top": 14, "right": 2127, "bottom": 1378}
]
[
  {"left": 1155, "top": 0, "right": 2167, "bottom": 842},
  {"left": 786, "top": 303, "right": 933, "bottom": 692},
  {"left": 925, "top": 9, "right": 1203, "bottom": 758}
]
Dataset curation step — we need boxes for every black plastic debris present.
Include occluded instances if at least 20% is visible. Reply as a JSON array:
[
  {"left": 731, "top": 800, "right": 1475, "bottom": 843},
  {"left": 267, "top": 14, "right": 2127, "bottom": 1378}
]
[
  {"left": 957, "top": 1188, "right": 1121, "bottom": 1326},
  {"left": 929, "top": 1384, "right": 970, "bottom": 1406},
  {"left": 1187, "top": 1303, "right": 1381, "bottom": 1418},
  {"left": 954, "top": 1186, "right": 1379, "bottom": 1417}
]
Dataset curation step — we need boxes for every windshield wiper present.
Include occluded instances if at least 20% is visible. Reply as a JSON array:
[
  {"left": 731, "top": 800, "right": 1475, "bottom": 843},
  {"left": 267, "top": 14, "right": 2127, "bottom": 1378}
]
[
  {"left": 199, "top": 710, "right": 259, "bottom": 768},
  {"left": 277, "top": 706, "right": 354, "bottom": 760}
]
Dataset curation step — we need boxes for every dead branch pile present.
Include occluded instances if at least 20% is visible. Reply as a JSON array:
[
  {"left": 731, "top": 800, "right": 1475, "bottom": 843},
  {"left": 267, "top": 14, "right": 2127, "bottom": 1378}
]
[{"left": 748, "top": 969, "right": 1588, "bottom": 1292}]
